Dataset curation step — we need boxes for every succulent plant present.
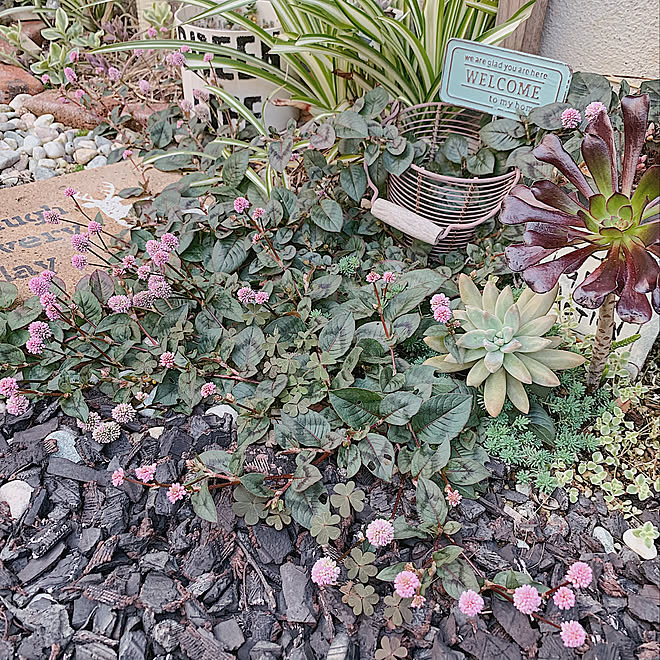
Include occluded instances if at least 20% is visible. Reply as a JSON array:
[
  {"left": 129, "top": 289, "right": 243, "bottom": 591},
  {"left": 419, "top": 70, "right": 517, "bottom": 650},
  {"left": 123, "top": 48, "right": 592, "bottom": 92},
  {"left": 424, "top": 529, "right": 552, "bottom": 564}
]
[
  {"left": 499, "top": 94, "right": 659, "bottom": 388},
  {"left": 501, "top": 94, "right": 659, "bottom": 324},
  {"left": 423, "top": 275, "right": 585, "bottom": 417}
]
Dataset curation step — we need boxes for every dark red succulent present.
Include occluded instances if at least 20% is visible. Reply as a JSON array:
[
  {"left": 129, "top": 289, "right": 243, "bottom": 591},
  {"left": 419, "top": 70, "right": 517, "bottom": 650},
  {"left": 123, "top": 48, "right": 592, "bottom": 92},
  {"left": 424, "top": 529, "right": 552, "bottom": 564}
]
[{"left": 500, "top": 94, "right": 659, "bottom": 324}]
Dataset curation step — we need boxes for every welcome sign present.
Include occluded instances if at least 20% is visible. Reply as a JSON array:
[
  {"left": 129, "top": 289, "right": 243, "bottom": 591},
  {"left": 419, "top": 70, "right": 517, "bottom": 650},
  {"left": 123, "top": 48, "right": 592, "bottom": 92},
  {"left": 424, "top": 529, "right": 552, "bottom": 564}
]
[{"left": 440, "top": 39, "right": 572, "bottom": 119}]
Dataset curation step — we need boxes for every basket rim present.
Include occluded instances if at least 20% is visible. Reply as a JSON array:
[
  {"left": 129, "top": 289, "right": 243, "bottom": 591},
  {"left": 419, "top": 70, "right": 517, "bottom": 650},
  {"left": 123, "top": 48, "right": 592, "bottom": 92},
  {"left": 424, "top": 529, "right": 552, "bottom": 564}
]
[{"left": 402, "top": 162, "right": 520, "bottom": 185}]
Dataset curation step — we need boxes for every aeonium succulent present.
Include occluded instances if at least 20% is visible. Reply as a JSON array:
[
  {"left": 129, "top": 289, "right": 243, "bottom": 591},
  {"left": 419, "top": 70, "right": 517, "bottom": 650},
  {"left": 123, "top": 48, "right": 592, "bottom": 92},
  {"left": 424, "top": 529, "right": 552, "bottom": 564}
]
[
  {"left": 500, "top": 94, "right": 658, "bottom": 389},
  {"left": 423, "top": 274, "right": 585, "bottom": 417}
]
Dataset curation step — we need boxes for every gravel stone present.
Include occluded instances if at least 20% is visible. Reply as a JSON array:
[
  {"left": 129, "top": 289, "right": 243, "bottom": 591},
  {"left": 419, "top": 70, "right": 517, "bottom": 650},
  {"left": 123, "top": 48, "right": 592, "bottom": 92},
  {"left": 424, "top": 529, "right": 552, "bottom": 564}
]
[{"left": 0, "top": 150, "right": 20, "bottom": 169}]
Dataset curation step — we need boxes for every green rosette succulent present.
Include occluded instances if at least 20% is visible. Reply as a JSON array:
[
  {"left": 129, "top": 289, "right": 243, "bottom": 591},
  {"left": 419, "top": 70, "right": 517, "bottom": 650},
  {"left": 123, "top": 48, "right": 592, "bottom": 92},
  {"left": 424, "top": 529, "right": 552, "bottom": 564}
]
[{"left": 424, "top": 274, "right": 585, "bottom": 417}]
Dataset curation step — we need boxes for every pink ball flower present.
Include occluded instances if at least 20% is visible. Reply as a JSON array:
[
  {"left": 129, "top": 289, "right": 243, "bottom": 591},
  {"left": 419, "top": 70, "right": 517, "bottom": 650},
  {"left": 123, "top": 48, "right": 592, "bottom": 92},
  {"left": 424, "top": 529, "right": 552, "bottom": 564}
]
[
  {"left": 160, "top": 352, "right": 176, "bottom": 368},
  {"left": 254, "top": 291, "right": 270, "bottom": 305},
  {"left": 446, "top": 487, "right": 462, "bottom": 507},
  {"left": 122, "top": 149, "right": 133, "bottom": 160},
  {"left": 366, "top": 272, "right": 381, "bottom": 283},
  {"left": 72, "top": 254, "right": 88, "bottom": 271},
  {"left": 28, "top": 276, "right": 50, "bottom": 296},
  {"left": 122, "top": 255, "right": 136, "bottom": 270},
  {"left": 193, "top": 88, "right": 209, "bottom": 102},
  {"left": 394, "top": 570, "right": 420, "bottom": 598},
  {"left": 111, "top": 468, "right": 125, "bottom": 487},
  {"left": 585, "top": 101, "right": 607, "bottom": 122},
  {"left": 311, "top": 557, "right": 340, "bottom": 586},
  {"left": 180, "top": 44, "right": 191, "bottom": 53},
  {"left": 135, "top": 463, "right": 157, "bottom": 482},
  {"left": 430, "top": 293, "right": 449, "bottom": 309},
  {"left": 366, "top": 518, "right": 395, "bottom": 547},
  {"left": 132, "top": 291, "right": 154, "bottom": 308},
  {"left": 112, "top": 403, "right": 136, "bottom": 424},
  {"left": 64, "top": 67, "right": 77, "bottom": 83},
  {"left": 71, "top": 234, "right": 90, "bottom": 253},
  {"left": 382, "top": 271, "right": 397, "bottom": 284},
  {"left": 560, "top": 108, "right": 582, "bottom": 129},
  {"left": 147, "top": 26, "right": 157, "bottom": 37},
  {"left": 458, "top": 589, "right": 484, "bottom": 617},
  {"left": 107, "top": 67, "right": 121, "bottom": 82},
  {"left": 167, "top": 482, "right": 186, "bottom": 503},
  {"left": 26, "top": 337, "right": 44, "bottom": 355},
  {"left": 433, "top": 305, "right": 452, "bottom": 323},
  {"left": 201, "top": 382, "right": 216, "bottom": 398},
  {"left": 237, "top": 286, "right": 256, "bottom": 304},
  {"left": 44, "top": 209, "right": 61, "bottom": 224},
  {"left": 45, "top": 305, "right": 62, "bottom": 321},
  {"left": 560, "top": 621, "right": 586, "bottom": 648},
  {"left": 74, "top": 89, "right": 84, "bottom": 100},
  {"left": 151, "top": 249, "right": 170, "bottom": 267},
  {"left": 7, "top": 394, "right": 29, "bottom": 416},
  {"left": 41, "top": 270, "right": 55, "bottom": 282},
  {"left": 69, "top": 50, "right": 79, "bottom": 63},
  {"left": 146, "top": 239, "right": 161, "bottom": 256},
  {"left": 137, "top": 265, "right": 151, "bottom": 280},
  {"left": 29, "top": 321, "right": 51, "bottom": 340},
  {"left": 40, "top": 292, "right": 56, "bottom": 307},
  {"left": 64, "top": 187, "right": 76, "bottom": 198},
  {"left": 148, "top": 275, "right": 171, "bottom": 299},
  {"left": 160, "top": 233, "right": 179, "bottom": 252},
  {"left": 513, "top": 584, "right": 542, "bottom": 615},
  {"left": 553, "top": 586, "right": 576, "bottom": 610},
  {"left": 108, "top": 295, "right": 132, "bottom": 314},
  {"left": 41, "top": 74, "right": 50, "bottom": 84},
  {"left": 87, "top": 221, "right": 102, "bottom": 235},
  {"left": 252, "top": 207, "right": 265, "bottom": 220},
  {"left": 203, "top": 53, "right": 213, "bottom": 63},
  {"left": 179, "top": 99, "right": 193, "bottom": 113},
  {"left": 234, "top": 197, "right": 250, "bottom": 213},
  {"left": 138, "top": 79, "right": 150, "bottom": 94},
  {"left": 565, "top": 562, "right": 592, "bottom": 588},
  {"left": 0, "top": 377, "right": 19, "bottom": 397}
]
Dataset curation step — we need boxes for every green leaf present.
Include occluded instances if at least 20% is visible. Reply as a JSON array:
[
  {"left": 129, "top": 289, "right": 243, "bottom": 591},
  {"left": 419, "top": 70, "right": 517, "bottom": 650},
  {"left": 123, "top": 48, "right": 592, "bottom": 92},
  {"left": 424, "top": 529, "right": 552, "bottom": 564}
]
[
  {"left": 310, "top": 199, "right": 344, "bottom": 233},
  {"left": 72, "top": 290, "right": 103, "bottom": 324},
  {"left": 310, "top": 122, "right": 336, "bottom": 149},
  {"left": 383, "top": 286, "right": 428, "bottom": 322},
  {"left": 359, "top": 433, "right": 394, "bottom": 481},
  {"left": 337, "top": 443, "right": 362, "bottom": 478},
  {"left": 89, "top": 270, "right": 114, "bottom": 303},
  {"left": 376, "top": 562, "right": 409, "bottom": 581},
  {"left": 0, "top": 282, "right": 17, "bottom": 309},
  {"left": 340, "top": 163, "right": 368, "bottom": 201},
  {"left": 285, "top": 481, "right": 329, "bottom": 529},
  {"left": 359, "top": 87, "right": 389, "bottom": 118},
  {"left": 178, "top": 369, "right": 202, "bottom": 409},
  {"left": 480, "top": 119, "right": 526, "bottom": 151},
  {"left": 440, "top": 559, "right": 480, "bottom": 599},
  {"left": 411, "top": 442, "right": 450, "bottom": 479},
  {"left": 567, "top": 72, "right": 613, "bottom": 108},
  {"left": 8, "top": 297, "right": 42, "bottom": 330},
  {"left": 59, "top": 389, "right": 88, "bottom": 422},
  {"left": 528, "top": 102, "right": 572, "bottom": 130},
  {"left": 416, "top": 477, "right": 447, "bottom": 528},
  {"left": 525, "top": 401, "right": 556, "bottom": 444},
  {"left": 198, "top": 450, "right": 231, "bottom": 472},
  {"left": 280, "top": 410, "right": 330, "bottom": 447},
  {"left": 268, "top": 136, "right": 294, "bottom": 173},
  {"left": 411, "top": 394, "right": 472, "bottom": 444},
  {"left": 382, "top": 142, "right": 414, "bottom": 176},
  {"left": 212, "top": 236, "right": 249, "bottom": 274},
  {"left": 319, "top": 312, "right": 355, "bottom": 360},
  {"left": 150, "top": 119, "right": 173, "bottom": 148},
  {"left": 330, "top": 388, "right": 382, "bottom": 427},
  {"left": 240, "top": 472, "right": 275, "bottom": 498},
  {"left": 231, "top": 326, "right": 265, "bottom": 371},
  {"left": 191, "top": 481, "right": 217, "bottom": 523},
  {"left": 393, "top": 515, "right": 428, "bottom": 539},
  {"left": 380, "top": 391, "right": 422, "bottom": 426},
  {"left": 466, "top": 148, "right": 495, "bottom": 176},
  {"left": 432, "top": 545, "right": 463, "bottom": 566},
  {"left": 308, "top": 274, "right": 342, "bottom": 301},
  {"left": 493, "top": 570, "right": 534, "bottom": 589},
  {"left": 222, "top": 150, "right": 249, "bottom": 187},
  {"left": 445, "top": 457, "right": 490, "bottom": 485},
  {"left": 0, "top": 343, "right": 24, "bottom": 365},
  {"left": 443, "top": 134, "right": 469, "bottom": 164},
  {"left": 334, "top": 110, "right": 369, "bottom": 139}
]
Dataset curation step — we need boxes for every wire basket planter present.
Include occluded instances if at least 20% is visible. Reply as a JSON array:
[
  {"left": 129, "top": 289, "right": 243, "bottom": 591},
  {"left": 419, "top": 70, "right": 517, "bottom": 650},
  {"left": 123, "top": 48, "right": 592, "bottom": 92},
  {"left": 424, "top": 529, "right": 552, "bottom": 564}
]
[{"left": 370, "top": 103, "right": 519, "bottom": 258}]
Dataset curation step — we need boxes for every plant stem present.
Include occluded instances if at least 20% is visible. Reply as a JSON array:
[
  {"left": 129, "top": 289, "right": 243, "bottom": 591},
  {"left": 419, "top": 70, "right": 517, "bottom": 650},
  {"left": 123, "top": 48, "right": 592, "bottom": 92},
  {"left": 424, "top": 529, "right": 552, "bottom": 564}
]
[{"left": 586, "top": 293, "right": 616, "bottom": 392}]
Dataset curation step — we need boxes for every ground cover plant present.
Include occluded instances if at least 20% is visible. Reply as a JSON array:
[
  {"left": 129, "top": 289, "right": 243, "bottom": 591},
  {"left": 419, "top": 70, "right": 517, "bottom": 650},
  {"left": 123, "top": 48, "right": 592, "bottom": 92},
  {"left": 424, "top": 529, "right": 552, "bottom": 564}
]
[{"left": 0, "top": 13, "right": 659, "bottom": 651}]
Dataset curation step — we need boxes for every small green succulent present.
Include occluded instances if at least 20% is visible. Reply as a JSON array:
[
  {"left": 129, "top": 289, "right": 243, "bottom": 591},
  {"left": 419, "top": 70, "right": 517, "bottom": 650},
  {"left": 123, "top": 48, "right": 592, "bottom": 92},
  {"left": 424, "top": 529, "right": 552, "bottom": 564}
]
[{"left": 424, "top": 275, "right": 585, "bottom": 417}]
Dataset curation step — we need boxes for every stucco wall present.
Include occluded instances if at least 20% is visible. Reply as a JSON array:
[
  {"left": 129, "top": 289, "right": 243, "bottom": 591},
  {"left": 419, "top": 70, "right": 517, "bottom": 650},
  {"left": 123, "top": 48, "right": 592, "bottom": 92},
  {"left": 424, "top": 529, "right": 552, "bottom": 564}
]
[{"left": 538, "top": 0, "right": 660, "bottom": 79}]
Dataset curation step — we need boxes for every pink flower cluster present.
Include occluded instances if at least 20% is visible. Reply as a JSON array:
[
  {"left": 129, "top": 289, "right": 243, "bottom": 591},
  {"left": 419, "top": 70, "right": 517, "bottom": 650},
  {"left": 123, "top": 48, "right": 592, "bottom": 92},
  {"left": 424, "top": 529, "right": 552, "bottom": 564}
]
[
  {"left": 430, "top": 293, "right": 451, "bottom": 323},
  {"left": 585, "top": 101, "right": 607, "bottom": 123},
  {"left": 108, "top": 295, "right": 132, "bottom": 314},
  {"left": 200, "top": 382, "right": 216, "bottom": 398},
  {"left": 458, "top": 561, "right": 592, "bottom": 648},
  {"left": 0, "top": 377, "right": 28, "bottom": 417},
  {"left": 166, "top": 50, "right": 187, "bottom": 67},
  {"left": 135, "top": 463, "right": 156, "bottom": 481},
  {"left": 112, "top": 403, "right": 136, "bottom": 424},
  {"left": 234, "top": 197, "right": 250, "bottom": 213},
  {"left": 394, "top": 570, "right": 420, "bottom": 598},
  {"left": 168, "top": 482, "right": 187, "bottom": 503},
  {"left": 26, "top": 321, "right": 53, "bottom": 355},
  {"left": 311, "top": 557, "right": 340, "bottom": 586},
  {"left": 365, "top": 272, "right": 380, "bottom": 284},
  {"left": 365, "top": 519, "right": 394, "bottom": 547},
  {"left": 560, "top": 108, "right": 581, "bottom": 129},
  {"left": 44, "top": 209, "right": 61, "bottom": 224},
  {"left": 237, "top": 286, "right": 269, "bottom": 305},
  {"left": 160, "top": 352, "right": 176, "bottom": 369},
  {"left": 446, "top": 486, "right": 462, "bottom": 507}
]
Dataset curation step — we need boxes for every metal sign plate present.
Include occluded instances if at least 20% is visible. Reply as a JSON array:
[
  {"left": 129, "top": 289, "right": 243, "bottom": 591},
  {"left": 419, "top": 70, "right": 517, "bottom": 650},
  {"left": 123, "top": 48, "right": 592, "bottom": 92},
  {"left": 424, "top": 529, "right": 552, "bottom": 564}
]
[{"left": 439, "top": 38, "right": 572, "bottom": 119}]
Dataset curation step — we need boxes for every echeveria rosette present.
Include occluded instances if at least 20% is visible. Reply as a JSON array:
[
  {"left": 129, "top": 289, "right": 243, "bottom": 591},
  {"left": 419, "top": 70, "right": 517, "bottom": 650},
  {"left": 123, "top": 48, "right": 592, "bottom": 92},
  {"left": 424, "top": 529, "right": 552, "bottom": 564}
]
[
  {"left": 501, "top": 94, "right": 659, "bottom": 325},
  {"left": 423, "top": 275, "right": 585, "bottom": 417}
]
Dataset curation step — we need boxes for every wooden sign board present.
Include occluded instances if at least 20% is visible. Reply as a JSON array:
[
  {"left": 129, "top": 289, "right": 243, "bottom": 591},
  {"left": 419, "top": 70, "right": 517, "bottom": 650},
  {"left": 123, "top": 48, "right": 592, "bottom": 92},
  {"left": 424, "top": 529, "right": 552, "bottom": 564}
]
[
  {"left": 0, "top": 162, "right": 180, "bottom": 298},
  {"left": 440, "top": 38, "right": 572, "bottom": 119}
]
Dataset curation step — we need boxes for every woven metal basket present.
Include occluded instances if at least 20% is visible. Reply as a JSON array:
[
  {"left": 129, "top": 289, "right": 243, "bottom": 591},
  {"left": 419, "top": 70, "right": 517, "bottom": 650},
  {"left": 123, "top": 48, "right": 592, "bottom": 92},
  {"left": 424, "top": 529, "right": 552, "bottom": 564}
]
[{"left": 370, "top": 103, "right": 519, "bottom": 258}]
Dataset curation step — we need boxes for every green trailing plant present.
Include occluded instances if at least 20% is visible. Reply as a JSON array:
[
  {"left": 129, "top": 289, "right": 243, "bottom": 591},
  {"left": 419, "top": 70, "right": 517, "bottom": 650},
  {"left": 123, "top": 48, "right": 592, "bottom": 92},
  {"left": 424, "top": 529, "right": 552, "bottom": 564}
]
[{"left": 423, "top": 274, "right": 585, "bottom": 417}]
